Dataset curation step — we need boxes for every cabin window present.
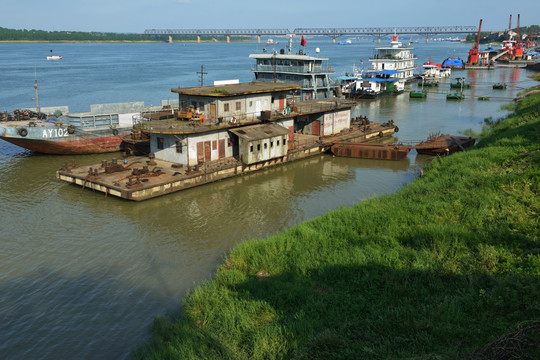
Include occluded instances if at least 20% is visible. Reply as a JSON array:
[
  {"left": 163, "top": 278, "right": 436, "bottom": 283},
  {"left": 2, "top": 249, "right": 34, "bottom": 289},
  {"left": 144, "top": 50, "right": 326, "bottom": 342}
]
[
  {"left": 285, "top": 75, "right": 291, "bottom": 80},
  {"left": 235, "top": 101, "right": 241, "bottom": 111},
  {"left": 270, "top": 141, "right": 274, "bottom": 148},
  {"left": 176, "top": 141, "right": 182, "bottom": 153},
  {"left": 250, "top": 145, "right": 253, "bottom": 152},
  {"left": 157, "top": 137, "right": 164, "bottom": 150},
  {"left": 228, "top": 139, "right": 232, "bottom": 147},
  {"left": 224, "top": 103, "right": 230, "bottom": 112},
  {"left": 264, "top": 142, "right": 268, "bottom": 149},
  {"left": 283, "top": 137, "right": 287, "bottom": 146},
  {"left": 277, "top": 139, "right": 280, "bottom": 146},
  {"left": 257, "top": 144, "right": 261, "bottom": 151}
]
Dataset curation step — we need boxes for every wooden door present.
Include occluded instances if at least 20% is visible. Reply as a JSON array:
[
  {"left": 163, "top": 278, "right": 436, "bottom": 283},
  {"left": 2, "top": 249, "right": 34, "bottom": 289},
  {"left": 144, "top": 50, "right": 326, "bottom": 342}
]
[
  {"left": 197, "top": 142, "right": 204, "bottom": 163},
  {"left": 210, "top": 103, "right": 216, "bottom": 121},
  {"left": 279, "top": 96, "right": 285, "bottom": 112},
  {"left": 218, "top": 139, "right": 225, "bottom": 159},
  {"left": 312, "top": 120, "right": 320, "bottom": 136},
  {"left": 204, "top": 141, "right": 211, "bottom": 161}
]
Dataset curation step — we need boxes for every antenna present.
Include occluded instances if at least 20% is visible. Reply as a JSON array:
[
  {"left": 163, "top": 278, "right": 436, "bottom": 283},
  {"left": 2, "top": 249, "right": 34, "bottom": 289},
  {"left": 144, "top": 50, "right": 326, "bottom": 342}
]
[
  {"left": 197, "top": 65, "right": 207, "bottom": 87},
  {"left": 34, "top": 66, "right": 40, "bottom": 113}
]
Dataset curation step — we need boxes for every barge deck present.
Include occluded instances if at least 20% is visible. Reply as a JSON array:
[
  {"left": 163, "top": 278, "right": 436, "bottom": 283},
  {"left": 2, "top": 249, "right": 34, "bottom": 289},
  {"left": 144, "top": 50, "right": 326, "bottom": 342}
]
[{"left": 57, "top": 122, "right": 397, "bottom": 201}]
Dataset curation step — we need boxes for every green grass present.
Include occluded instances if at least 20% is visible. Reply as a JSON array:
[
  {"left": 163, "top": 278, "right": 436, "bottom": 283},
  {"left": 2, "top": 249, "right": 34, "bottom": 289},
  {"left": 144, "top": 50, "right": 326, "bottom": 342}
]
[{"left": 135, "top": 86, "right": 540, "bottom": 359}]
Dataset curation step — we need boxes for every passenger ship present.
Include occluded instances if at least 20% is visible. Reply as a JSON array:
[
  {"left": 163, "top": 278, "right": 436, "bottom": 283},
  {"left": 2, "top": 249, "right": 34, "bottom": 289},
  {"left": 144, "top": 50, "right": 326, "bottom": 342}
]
[
  {"left": 249, "top": 35, "right": 338, "bottom": 101},
  {"left": 368, "top": 34, "right": 416, "bottom": 82}
]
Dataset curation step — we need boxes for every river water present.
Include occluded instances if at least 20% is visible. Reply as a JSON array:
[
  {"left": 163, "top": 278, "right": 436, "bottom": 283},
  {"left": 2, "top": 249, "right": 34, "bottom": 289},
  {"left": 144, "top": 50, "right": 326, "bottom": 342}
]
[{"left": 0, "top": 39, "right": 537, "bottom": 359}]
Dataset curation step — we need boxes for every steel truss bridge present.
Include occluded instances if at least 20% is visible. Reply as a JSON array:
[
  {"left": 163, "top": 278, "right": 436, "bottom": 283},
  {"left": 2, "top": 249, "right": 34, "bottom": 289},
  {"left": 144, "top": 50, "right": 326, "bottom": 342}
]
[{"left": 144, "top": 26, "right": 477, "bottom": 41}]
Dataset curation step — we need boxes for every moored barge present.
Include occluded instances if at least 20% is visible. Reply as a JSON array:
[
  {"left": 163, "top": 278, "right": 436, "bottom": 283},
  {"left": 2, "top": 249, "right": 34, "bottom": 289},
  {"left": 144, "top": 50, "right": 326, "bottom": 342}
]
[
  {"left": 331, "top": 142, "right": 412, "bottom": 161},
  {"left": 414, "top": 133, "right": 476, "bottom": 156},
  {"left": 56, "top": 82, "right": 399, "bottom": 201}
]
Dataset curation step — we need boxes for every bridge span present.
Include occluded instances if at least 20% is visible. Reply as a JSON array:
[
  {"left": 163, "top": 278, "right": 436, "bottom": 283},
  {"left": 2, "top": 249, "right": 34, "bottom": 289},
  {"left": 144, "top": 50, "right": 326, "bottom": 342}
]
[{"left": 144, "top": 26, "right": 477, "bottom": 43}]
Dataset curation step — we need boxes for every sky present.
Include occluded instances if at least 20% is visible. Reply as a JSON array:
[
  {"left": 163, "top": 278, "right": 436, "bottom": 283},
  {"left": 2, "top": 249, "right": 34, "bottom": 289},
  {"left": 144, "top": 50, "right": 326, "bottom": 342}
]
[{"left": 1, "top": 0, "right": 539, "bottom": 33}]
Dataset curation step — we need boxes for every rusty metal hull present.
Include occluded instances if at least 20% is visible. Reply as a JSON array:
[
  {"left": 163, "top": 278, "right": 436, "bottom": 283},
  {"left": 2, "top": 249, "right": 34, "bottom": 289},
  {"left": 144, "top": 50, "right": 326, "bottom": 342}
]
[
  {"left": 414, "top": 135, "right": 476, "bottom": 156},
  {"left": 0, "top": 128, "right": 130, "bottom": 154},
  {"left": 331, "top": 142, "right": 412, "bottom": 161}
]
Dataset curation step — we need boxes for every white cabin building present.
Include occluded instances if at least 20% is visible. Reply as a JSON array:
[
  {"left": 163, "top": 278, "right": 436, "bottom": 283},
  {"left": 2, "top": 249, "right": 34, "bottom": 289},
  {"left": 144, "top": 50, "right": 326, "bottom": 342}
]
[{"left": 369, "top": 35, "right": 416, "bottom": 81}]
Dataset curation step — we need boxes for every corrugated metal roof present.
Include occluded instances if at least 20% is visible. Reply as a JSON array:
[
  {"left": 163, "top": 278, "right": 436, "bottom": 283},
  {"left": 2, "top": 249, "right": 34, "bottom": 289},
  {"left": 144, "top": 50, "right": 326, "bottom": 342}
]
[
  {"left": 230, "top": 123, "right": 290, "bottom": 141},
  {"left": 171, "top": 82, "right": 300, "bottom": 97}
]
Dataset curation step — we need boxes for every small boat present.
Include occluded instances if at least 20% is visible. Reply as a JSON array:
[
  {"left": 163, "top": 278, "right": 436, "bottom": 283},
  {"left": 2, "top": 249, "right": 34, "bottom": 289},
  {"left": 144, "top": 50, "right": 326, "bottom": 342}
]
[
  {"left": 46, "top": 50, "right": 62, "bottom": 61},
  {"left": 0, "top": 102, "right": 161, "bottom": 154},
  {"left": 446, "top": 92, "right": 464, "bottom": 100},
  {"left": 414, "top": 133, "right": 476, "bottom": 156},
  {"left": 409, "top": 91, "right": 427, "bottom": 98},
  {"left": 266, "top": 39, "right": 279, "bottom": 46},
  {"left": 478, "top": 96, "right": 490, "bottom": 101},
  {"left": 339, "top": 39, "right": 352, "bottom": 45},
  {"left": 331, "top": 142, "right": 412, "bottom": 161},
  {"left": 422, "top": 57, "right": 451, "bottom": 78},
  {"left": 492, "top": 83, "right": 507, "bottom": 90},
  {"left": 450, "top": 79, "right": 471, "bottom": 89}
]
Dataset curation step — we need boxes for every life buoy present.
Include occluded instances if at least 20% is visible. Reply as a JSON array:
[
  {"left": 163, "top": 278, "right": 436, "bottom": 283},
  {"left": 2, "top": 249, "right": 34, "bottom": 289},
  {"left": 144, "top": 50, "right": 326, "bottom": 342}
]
[
  {"left": 18, "top": 128, "right": 28, "bottom": 137},
  {"left": 394, "top": 126, "right": 399, "bottom": 133},
  {"left": 67, "top": 125, "right": 75, "bottom": 134},
  {"left": 112, "top": 128, "right": 119, "bottom": 136},
  {"left": 282, "top": 109, "right": 287, "bottom": 115}
]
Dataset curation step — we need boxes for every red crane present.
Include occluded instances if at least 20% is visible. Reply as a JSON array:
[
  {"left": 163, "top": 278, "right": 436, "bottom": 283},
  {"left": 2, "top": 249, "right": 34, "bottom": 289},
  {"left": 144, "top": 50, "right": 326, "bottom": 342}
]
[
  {"left": 514, "top": 14, "right": 524, "bottom": 58},
  {"left": 467, "top": 19, "right": 482, "bottom": 65},
  {"left": 526, "top": 26, "right": 535, "bottom": 48}
]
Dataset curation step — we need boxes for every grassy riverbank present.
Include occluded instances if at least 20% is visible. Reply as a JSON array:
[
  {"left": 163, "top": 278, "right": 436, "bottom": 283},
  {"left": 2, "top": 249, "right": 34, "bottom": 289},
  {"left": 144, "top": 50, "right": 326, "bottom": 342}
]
[{"left": 136, "top": 85, "right": 540, "bottom": 359}]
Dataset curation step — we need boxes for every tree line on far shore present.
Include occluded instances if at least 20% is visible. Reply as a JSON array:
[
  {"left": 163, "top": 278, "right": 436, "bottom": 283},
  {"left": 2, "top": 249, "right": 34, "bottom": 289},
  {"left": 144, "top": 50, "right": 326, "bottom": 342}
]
[
  {"left": 465, "top": 25, "right": 539, "bottom": 44},
  {"left": 0, "top": 27, "right": 250, "bottom": 42}
]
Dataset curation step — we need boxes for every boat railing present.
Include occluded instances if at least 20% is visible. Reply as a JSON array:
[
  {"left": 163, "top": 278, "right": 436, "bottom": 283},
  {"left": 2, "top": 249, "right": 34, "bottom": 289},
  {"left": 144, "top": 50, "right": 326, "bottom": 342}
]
[
  {"left": 64, "top": 113, "right": 119, "bottom": 128},
  {"left": 252, "top": 65, "right": 332, "bottom": 74}
]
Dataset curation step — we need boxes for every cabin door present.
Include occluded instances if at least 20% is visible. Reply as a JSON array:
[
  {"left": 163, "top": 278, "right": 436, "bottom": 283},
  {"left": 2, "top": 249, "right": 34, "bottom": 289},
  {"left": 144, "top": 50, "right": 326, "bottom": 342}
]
[
  {"left": 218, "top": 139, "right": 225, "bottom": 159},
  {"left": 197, "top": 142, "right": 204, "bottom": 163},
  {"left": 312, "top": 120, "right": 320, "bottom": 136},
  {"left": 204, "top": 141, "right": 212, "bottom": 161},
  {"left": 210, "top": 103, "right": 216, "bottom": 121},
  {"left": 279, "top": 96, "right": 285, "bottom": 112}
]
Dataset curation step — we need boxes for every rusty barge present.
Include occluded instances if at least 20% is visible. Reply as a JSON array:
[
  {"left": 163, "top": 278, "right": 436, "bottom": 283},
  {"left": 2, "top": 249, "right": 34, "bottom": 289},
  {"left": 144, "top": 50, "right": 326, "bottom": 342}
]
[
  {"left": 414, "top": 133, "right": 476, "bottom": 156},
  {"left": 56, "top": 82, "right": 399, "bottom": 201}
]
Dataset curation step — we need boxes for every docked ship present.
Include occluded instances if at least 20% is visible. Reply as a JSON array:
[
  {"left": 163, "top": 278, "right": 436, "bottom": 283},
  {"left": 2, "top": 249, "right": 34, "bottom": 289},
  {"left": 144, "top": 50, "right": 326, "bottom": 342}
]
[
  {"left": 422, "top": 57, "right": 451, "bottom": 78},
  {"left": 0, "top": 102, "right": 150, "bottom": 154},
  {"left": 249, "top": 35, "right": 338, "bottom": 101},
  {"left": 367, "top": 34, "right": 416, "bottom": 82}
]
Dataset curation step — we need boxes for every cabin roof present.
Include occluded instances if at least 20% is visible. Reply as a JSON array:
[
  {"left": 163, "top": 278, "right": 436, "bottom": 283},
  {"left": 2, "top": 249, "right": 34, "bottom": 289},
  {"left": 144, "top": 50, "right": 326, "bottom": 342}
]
[
  {"left": 171, "top": 82, "right": 300, "bottom": 97},
  {"left": 229, "top": 123, "right": 290, "bottom": 141}
]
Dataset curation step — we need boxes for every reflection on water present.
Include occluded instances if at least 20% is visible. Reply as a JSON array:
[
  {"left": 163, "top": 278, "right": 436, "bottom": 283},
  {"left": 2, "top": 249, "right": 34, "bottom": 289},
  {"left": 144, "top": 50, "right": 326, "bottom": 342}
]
[{"left": 1, "top": 41, "right": 537, "bottom": 359}]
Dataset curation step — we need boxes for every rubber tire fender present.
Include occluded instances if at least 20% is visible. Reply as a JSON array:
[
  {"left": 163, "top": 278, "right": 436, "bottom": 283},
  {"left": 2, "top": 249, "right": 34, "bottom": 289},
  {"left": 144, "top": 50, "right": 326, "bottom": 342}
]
[
  {"left": 18, "top": 128, "right": 28, "bottom": 137},
  {"left": 394, "top": 126, "right": 399, "bottom": 133},
  {"left": 112, "top": 128, "right": 119, "bottom": 136}
]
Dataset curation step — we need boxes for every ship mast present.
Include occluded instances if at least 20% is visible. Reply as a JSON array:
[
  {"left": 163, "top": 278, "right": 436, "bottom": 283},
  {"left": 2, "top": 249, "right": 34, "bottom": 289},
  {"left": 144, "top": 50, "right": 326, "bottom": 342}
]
[{"left": 34, "top": 66, "right": 40, "bottom": 113}]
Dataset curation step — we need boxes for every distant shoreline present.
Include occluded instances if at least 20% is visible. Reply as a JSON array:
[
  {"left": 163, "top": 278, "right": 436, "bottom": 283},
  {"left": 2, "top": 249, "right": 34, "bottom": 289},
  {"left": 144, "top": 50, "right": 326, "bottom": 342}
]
[{"left": 0, "top": 40, "right": 256, "bottom": 44}]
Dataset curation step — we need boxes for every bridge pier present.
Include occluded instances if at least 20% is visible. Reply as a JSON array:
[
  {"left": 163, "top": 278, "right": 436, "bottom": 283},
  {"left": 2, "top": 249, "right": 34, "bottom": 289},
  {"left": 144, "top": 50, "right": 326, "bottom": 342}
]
[
  {"left": 197, "top": 35, "right": 200, "bottom": 43},
  {"left": 227, "top": 35, "right": 230, "bottom": 43},
  {"left": 425, "top": 36, "right": 429, "bottom": 44},
  {"left": 257, "top": 35, "right": 261, "bottom": 44}
]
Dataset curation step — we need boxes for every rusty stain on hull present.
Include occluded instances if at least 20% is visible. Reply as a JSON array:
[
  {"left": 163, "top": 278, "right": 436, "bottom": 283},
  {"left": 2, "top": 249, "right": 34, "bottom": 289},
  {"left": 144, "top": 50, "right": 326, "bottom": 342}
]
[{"left": 2, "top": 135, "right": 125, "bottom": 154}]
